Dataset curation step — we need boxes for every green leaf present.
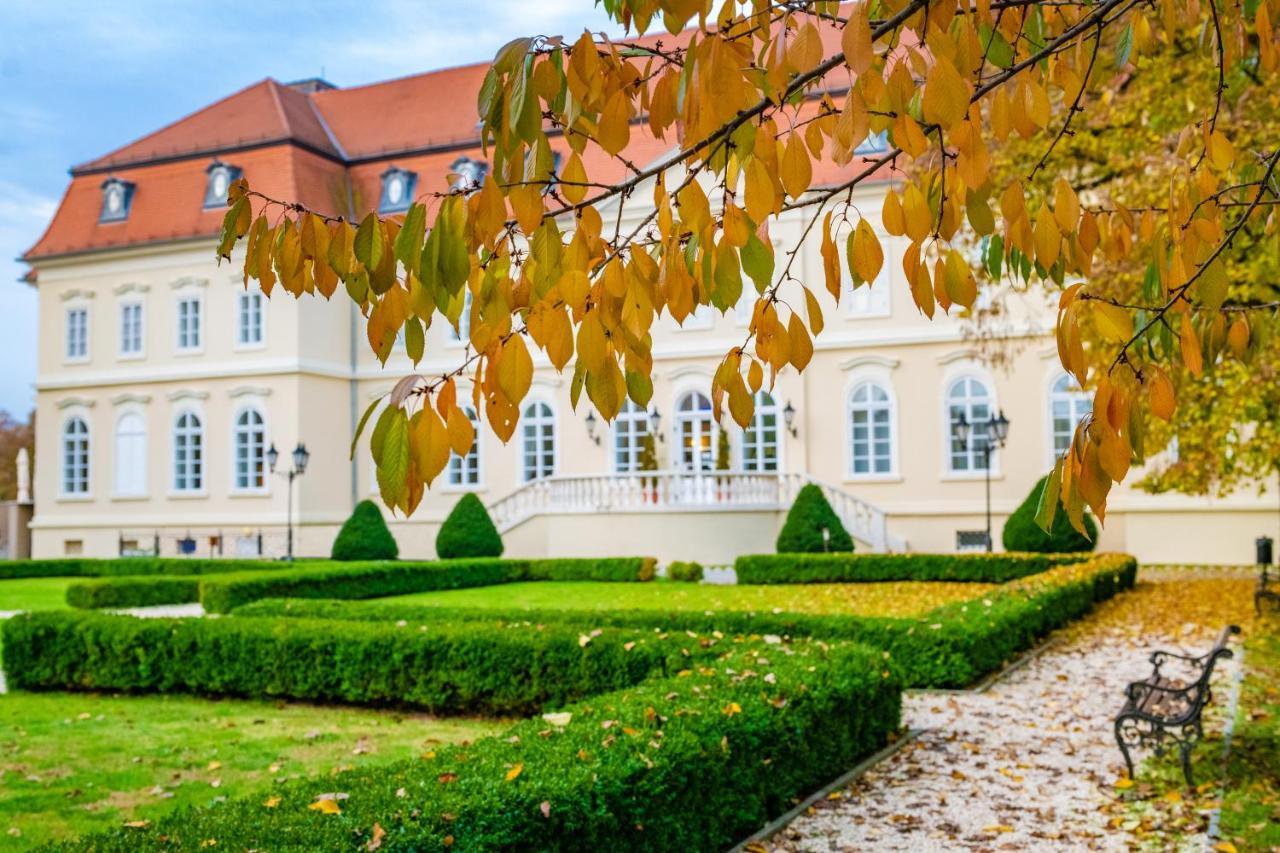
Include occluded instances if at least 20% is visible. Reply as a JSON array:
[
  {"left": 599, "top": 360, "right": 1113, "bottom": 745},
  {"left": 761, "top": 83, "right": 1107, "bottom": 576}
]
[
  {"left": 370, "top": 402, "right": 397, "bottom": 465},
  {"left": 979, "top": 25, "right": 1014, "bottom": 69},
  {"left": 1034, "top": 458, "right": 1063, "bottom": 534},
  {"left": 741, "top": 233, "right": 774, "bottom": 294},
  {"left": 354, "top": 212, "right": 383, "bottom": 271},
  {"left": 1114, "top": 23, "right": 1133, "bottom": 69},
  {"left": 375, "top": 408, "right": 410, "bottom": 513},
  {"left": 626, "top": 370, "right": 653, "bottom": 407},
  {"left": 217, "top": 196, "right": 249, "bottom": 260},
  {"left": 404, "top": 315, "right": 425, "bottom": 365},
  {"left": 985, "top": 234, "right": 1004, "bottom": 279},
  {"left": 394, "top": 203, "right": 426, "bottom": 277},
  {"left": 350, "top": 395, "right": 386, "bottom": 461}
]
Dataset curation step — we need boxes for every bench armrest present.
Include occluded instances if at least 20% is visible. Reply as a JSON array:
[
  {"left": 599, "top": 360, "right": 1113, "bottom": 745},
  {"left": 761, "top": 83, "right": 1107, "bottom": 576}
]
[
  {"left": 1125, "top": 679, "right": 1194, "bottom": 702},
  {"left": 1149, "top": 650, "right": 1205, "bottom": 668}
]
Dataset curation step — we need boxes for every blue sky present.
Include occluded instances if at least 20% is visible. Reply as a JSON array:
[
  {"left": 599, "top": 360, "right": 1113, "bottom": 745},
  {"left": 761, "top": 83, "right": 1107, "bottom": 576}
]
[{"left": 0, "top": 0, "right": 617, "bottom": 418}]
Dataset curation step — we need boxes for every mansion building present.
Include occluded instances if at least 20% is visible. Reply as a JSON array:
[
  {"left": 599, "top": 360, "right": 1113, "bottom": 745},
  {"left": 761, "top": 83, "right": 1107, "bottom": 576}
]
[{"left": 20, "top": 65, "right": 1274, "bottom": 565}]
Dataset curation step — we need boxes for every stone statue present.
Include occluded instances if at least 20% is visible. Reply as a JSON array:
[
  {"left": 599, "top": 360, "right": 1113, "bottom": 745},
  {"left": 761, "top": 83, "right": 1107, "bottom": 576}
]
[{"left": 16, "top": 447, "right": 30, "bottom": 504}]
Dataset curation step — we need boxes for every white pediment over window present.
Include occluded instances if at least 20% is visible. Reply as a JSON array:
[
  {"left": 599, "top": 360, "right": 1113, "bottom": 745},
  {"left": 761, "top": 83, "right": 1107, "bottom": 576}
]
[
  {"left": 167, "top": 389, "right": 210, "bottom": 402},
  {"left": 170, "top": 277, "right": 209, "bottom": 291},
  {"left": 110, "top": 393, "right": 152, "bottom": 406},
  {"left": 56, "top": 396, "right": 96, "bottom": 409},
  {"left": 113, "top": 282, "right": 150, "bottom": 296},
  {"left": 228, "top": 386, "right": 272, "bottom": 399},
  {"left": 59, "top": 288, "right": 96, "bottom": 302},
  {"left": 839, "top": 355, "right": 900, "bottom": 372}
]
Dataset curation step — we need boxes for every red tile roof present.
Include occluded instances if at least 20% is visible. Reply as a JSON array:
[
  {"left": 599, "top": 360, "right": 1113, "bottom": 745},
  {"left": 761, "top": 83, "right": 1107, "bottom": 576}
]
[{"left": 26, "top": 10, "right": 895, "bottom": 263}]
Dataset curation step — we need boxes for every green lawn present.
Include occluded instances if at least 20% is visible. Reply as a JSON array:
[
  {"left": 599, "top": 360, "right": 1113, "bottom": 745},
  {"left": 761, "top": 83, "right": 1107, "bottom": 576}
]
[
  {"left": 0, "top": 578, "right": 74, "bottom": 613},
  {"left": 0, "top": 690, "right": 502, "bottom": 849},
  {"left": 376, "top": 579, "right": 997, "bottom": 618}
]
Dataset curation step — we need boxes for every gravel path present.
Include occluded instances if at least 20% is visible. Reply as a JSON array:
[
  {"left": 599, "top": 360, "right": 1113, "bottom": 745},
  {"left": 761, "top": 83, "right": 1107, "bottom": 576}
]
[{"left": 766, "top": 574, "right": 1248, "bottom": 852}]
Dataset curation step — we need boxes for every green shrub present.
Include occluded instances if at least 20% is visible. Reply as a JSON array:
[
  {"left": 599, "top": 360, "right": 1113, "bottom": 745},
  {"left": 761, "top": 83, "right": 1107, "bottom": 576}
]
[
  {"left": 735, "top": 552, "right": 1085, "bottom": 584},
  {"left": 437, "top": 493, "right": 504, "bottom": 559},
  {"left": 54, "top": 637, "right": 899, "bottom": 853},
  {"left": 65, "top": 577, "right": 199, "bottom": 609},
  {"left": 2, "top": 612, "right": 693, "bottom": 717},
  {"left": 1002, "top": 476, "right": 1098, "bottom": 553},
  {"left": 237, "top": 554, "right": 1137, "bottom": 689},
  {"left": 667, "top": 560, "right": 704, "bottom": 582},
  {"left": 330, "top": 499, "right": 399, "bottom": 561},
  {"left": 525, "top": 557, "right": 656, "bottom": 582},
  {"left": 199, "top": 558, "right": 518, "bottom": 614},
  {"left": 0, "top": 557, "right": 288, "bottom": 580},
  {"left": 777, "top": 484, "right": 854, "bottom": 553}
]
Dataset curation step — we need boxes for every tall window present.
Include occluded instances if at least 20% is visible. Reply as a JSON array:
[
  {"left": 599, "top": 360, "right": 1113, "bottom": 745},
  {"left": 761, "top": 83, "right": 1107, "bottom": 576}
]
[
  {"left": 172, "top": 411, "right": 204, "bottom": 492},
  {"left": 113, "top": 412, "right": 147, "bottom": 496},
  {"left": 849, "top": 381, "right": 894, "bottom": 476},
  {"left": 237, "top": 291, "right": 264, "bottom": 347},
  {"left": 233, "top": 407, "right": 267, "bottom": 490},
  {"left": 61, "top": 417, "right": 90, "bottom": 495},
  {"left": 66, "top": 307, "right": 89, "bottom": 360},
  {"left": 520, "top": 401, "right": 556, "bottom": 482},
  {"left": 742, "top": 391, "right": 780, "bottom": 472},
  {"left": 119, "top": 302, "right": 143, "bottom": 356},
  {"left": 613, "top": 400, "right": 651, "bottom": 473},
  {"left": 674, "top": 391, "right": 716, "bottom": 471},
  {"left": 176, "top": 296, "right": 202, "bottom": 352},
  {"left": 1049, "top": 374, "right": 1091, "bottom": 456},
  {"left": 946, "top": 376, "right": 994, "bottom": 472},
  {"left": 447, "top": 406, "right": 481, "bottom": 486}
]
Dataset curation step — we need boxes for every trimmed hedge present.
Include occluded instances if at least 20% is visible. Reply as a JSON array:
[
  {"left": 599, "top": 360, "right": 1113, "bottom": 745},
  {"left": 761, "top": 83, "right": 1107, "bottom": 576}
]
[
  {"left": 331, "top": 499, "right": 399, "bottom": 561},
  {"left": 198, "top": 557, "right": 658, "bottom": 614},
  {"left": 65, "top": 577, "right": 199, "bottom": 610},
  {"left": 437, "top": 493, "right": 504, "bottom": 559},
  {"left": 0, "top": 557, "right": 287, "bottom": 580},
  {"left": 1003, "top": 475, "right": 1099, "bottom": 553},
  {"left": 237, "top": 554, "right": 1137, "bottom": 689},
  {"left": 2, "top": 612, "right": 696, "bottom": 717},
  {"left": 777, "top": 483, "right": 854, "bottom": 553},
  {"left": 735, "top": 552, "right": 1085, "bottom": 584},
  {"left": 667, "top": 560, "right": 704, "bottom": 582},
  {"left": 51, "top": 636, "right": 899, "bottom": 852}
]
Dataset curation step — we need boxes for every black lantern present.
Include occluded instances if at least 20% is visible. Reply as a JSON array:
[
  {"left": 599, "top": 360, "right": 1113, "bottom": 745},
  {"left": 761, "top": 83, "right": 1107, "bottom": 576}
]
[
  {"left": 584, "top": 411, "right": 601, "bottom": 446},
  {"left": 266, "top": 443, "right": 280, "bottom": 472},
  {"left": 649, "top": 406, "right": 662, "bottom": 434},
  {"left": 783, "top": 400, "right": 797, "bottom": 437},
  {"left": 269, "top": 441, "right": 309, "bottom": 561},
  {"left": 950, "top": 412, "right": 971, "bottom": 447},
  {"left": 292, "top": 442, "right": 310, "bottom": 474}
]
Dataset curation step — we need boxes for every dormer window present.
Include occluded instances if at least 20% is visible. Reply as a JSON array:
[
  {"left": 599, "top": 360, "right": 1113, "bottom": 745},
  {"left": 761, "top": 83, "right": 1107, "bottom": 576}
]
[
  {"left": 100, "top": 178, "right": 135, "bottom": 223},
  {"left": 379, "top": 166, "right": 417, "bottom": 213},
  {"left": 448, "top": 157, "right": 488, "bottom": 194},
  {"left": 204, "top": 161, "right": 242, "bottom": 208}
]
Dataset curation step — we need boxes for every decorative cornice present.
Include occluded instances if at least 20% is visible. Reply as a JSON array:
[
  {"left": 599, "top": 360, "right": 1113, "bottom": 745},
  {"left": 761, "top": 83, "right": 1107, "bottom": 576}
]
[
  {"left": 55, "top": 396, "right": 96, "bottom": 410},
  {"left": 228, "top": 385, "right": 272, "bottom": 399},
  {"left": 167, "top": 389, "right": 210, "bottom": 402},
  {"left": 113, "top": 282, "right": 150, "bottom": 296},
  {"left": 59, "top": 288, "right": 95, "bottom": 302},
  {"left": 839, "top": 355, "right": 900, "bottom": 371},
  {"left": 169, "top": 276, "right": 208, "bottom": 290},
  {"left": 110, "top": 393, "right": 152, "bottom": 406},
  {"left": 936, "top": 349, "right": 983, "bottom": 366}
]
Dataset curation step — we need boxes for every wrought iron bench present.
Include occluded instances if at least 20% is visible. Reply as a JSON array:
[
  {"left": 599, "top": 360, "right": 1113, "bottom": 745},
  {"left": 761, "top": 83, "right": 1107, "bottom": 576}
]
[
  {"left": 1258, "top": 565, "right": 1279, "bottom": 615},
  {"left": 1114, "top": 624, "right": 1240, "bottom": 785}
]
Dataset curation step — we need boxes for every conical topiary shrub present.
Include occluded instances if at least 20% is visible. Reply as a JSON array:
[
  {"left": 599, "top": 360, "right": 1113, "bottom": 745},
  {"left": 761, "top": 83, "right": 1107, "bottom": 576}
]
[
  {"left": 436, "top": 493, "right": 504, "bottom": 559},
  {"left": 777, "top": 483, "right": 854, "bottom": 553},
  {"left": 1002, "top": 475, "right": 1098, "bottom": 553},
  {"left": 331, "top": 500, "right": 399, "bottom": 561}
]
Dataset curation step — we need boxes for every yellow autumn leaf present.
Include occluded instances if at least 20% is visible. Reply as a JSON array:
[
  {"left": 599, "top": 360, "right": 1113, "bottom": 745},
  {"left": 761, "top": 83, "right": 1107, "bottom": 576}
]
[
  {"left": 849, "top": 218, "right": 884, "bottom": 285},
  {"left": 922, "top": 59, "right": 968, "bottom": 129},
  {"left": 263, "top": 796, "right": 282, "bottom": 809},
  {"left": 1093, "top": 302, "right": 1133, "bottom": 342},
  {"left": 597, "top": 96, "right": 630, "bottom": 156},
  {"left": 1033, "top": 204, "right": 1060, "bottom": 269},
  {"left": 1213, "top": 843, "right": 1239, "bottom": 853},
  {"left": 780, "top": 134, "right": 812, "bottom": 200},
  {"left": 1180, "top": 313, "right": 1204, "bottom": 377},
  {"left": 1113, "top": 777, "right": 1134, "bottom": 789},
  {"left": 841, "top": 2, "right": 873, "bottom": 75},
  {"left": 559, "top": 153, "right": 588, "bottom": 205},
  {"left": 722, "top": 702, "right": 742, "bottom": 716},
  {"left": 309, "top": 798, "right": 342, "bottom": 815},
  {"left": 1148, "top": 367, "right": 1176, "bottom": 421},
  {"left": 505, "top": 763, "right": 524, "bottom": 782}
]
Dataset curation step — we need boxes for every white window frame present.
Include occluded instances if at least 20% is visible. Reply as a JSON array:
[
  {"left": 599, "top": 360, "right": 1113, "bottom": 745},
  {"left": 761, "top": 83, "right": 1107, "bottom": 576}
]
[
  {"left": 1047, "top": 372, "right": 1091, "bottom": 465},
  {"left": 175, "top": 294, "right": 204, "bottom": 354},
  {"left": 118, "top": 299, "right": 145, "bottom": 359},
  {"left": 235, "top": 290, "right": 266, "bottom": 350},
  {"left": 231, "top": 405, "right": 269, "bottom": 494},
  {"left": 171, "top": 409, "right": 206, "bottom": 495},
  {"left": 611, "top": 400, "right": 652, "bottom": 474},
  {"left": 112, "top": 409, "right": 148, "bottom": 498},
  {"left": 672, "top": 390, "right": 718, "bottom": 471},
  {"left": 518, "top": 400, "right": 557, "bottom": 482},
  {"left": 65, "top": 306, "right": 90, "bottom": 363},
  {"left": 848, "top": 380, "right": 898, "bottom": 479},
  {"left": 742, "top": 390, "right": 781, "bottom": 472},
  {"left": 445, "top": 405, "right": 482, "bottom": 489},
  {"left": 60, "top": 415, "right": 92, "bottom": 498},
  {"left": 943, "top": 373, "right": 999, "bottom": 477}
]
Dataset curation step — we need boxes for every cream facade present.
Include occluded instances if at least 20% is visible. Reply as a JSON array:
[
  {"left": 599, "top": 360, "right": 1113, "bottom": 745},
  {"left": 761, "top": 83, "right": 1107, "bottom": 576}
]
[{"left": 27, "top": 181, "right": 1276, "bottom": 565}]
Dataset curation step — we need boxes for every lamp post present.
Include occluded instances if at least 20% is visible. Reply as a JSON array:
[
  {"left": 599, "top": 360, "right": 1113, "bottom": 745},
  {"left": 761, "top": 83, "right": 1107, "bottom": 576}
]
[
  {"left": 267, "top": 442, "right": 310, "bottom": 561},
  {"left": 951, "top": 410, "right": 1010, "bottom": 552},
  {"left": 783, "top": 401, "right": 798, "bottom": 438}
]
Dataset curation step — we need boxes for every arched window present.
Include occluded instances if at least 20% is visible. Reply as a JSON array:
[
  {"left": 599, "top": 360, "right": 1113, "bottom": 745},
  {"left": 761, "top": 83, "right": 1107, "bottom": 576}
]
[
  {"left": 1049, "top": 374, "right": 1091, "bottom": 456},
  {"left": 674, "top": 391, "right": 717, "bottom": 471},
  {"left": 447, "top": 406, "right": 481, "bottom": 486},
  {"left": 849, "top": 381, "right": 894, "bottom": 476},
  {"left": 613, "top": 400, "right": 651, "bottom": 473},
  {"left": 946, "top": 377, "right": 994, "bottom": 472},
  {"left": 520, "top": 401, "right": 555, "bottom": 482},
  {"left": 233, "top": 407, "right": 267, "bottom": 490},
  {"left": 742, "top": 391, "right": 780, "bottom": 472},
  {"left": 114, "top": 412, "right": 147, "bottom": 496},
  {"left": 173, "top": 411, "right": 204, "bottom": 492},
  {"left": 61, "top": 417, "right": 90, "bottom": 495}
]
